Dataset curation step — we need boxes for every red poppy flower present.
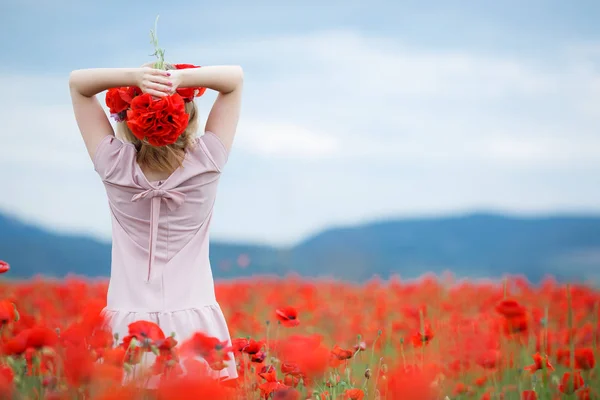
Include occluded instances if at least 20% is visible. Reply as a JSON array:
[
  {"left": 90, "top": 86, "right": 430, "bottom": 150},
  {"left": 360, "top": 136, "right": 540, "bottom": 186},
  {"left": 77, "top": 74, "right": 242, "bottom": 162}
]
[
  {"left": 259, "top": 365, "right": 277, "bottom": 382},
  {"left": 0, "top": 363, "right": 13, "bottom": 399},
  {"left": 503, "top": 315, "right": 528, "bottom": 335},
  {"left": 557, "top": 348, "right": 596, "bottom": 370},
  {"left": 259, "top": 379, "right": 289, "bottom": 399},
  {"left": 331, "top": 345, "right": 353, "bottom": 361},
  {"left": 521, "top": 390, "right": 537, "bottom": 400},
  {"left": 410, "top": 325, "right": 434, "bottom": 347},
  {"left": 158, "top": 336, "right": 178, "bottom": 353},
  {"left": 251, "top": 351, "right": 266, "bottom": 363},
  {"left": 345, "top": 388, "right": 365, "bottom": 399},
  {"left": 105, "top": 87, "right": 141, "bottom": 114},
  {"left": 1, "top": 330, "right": 29, "bottom": 356},
  {"left": 173, "top": 64, "right": 207, "bottom": 101},
  {"left": 276, "top": 307, "right": 300, "bottom": 327},
  {"left": 559, "top": 371, "right": 585, "bottom": 394},
  {"left": 232, "top": 338, "right": 250, "bottom": 353},
  {"left": 242, "top": 339, "right": 264, "bottom": 355},
  {"left": 25, "top": 326, "right": 59, "bottom": 349},
  {"left": 281, "top": 362, "right": 302, "bottom": 376},
  {"left": 180, "top": 332, "right": 230, "bottom": 357},
  {"left": 0, "top": 261, "right": 9, "bottom": 274},
  {"left": 495, "top": 299, "right": 526, "bottom": 318},
  {"left": 523, "top": 353, "right": 553, "bottom": 373},
  {"left": 278, "top": 335, "right": 330, "bottom": 379},
  {"left": 0, "top": 301, "right": 18, "bottom": 325},
  {"left": 126, "top": 93, "right": 190, "bottom": 147},
  {"left": 156, "top": 375, "right": 231, "bottom": 399},
  {"left": 102, "top": 347, "right": 126, "bottom": 367},
  {"left": 127, "top": 320, "right": 165, "bottom": 344},
  {"left": 577, "top": 387, "right": 592, "bottom": 400},
  {"left": 476, "top": 349, "right": 501, "bottom": 369}
]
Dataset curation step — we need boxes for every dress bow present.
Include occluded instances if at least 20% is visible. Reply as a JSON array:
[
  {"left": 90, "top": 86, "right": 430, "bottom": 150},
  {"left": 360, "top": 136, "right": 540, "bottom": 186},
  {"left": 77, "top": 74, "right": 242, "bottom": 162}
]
[{"left": 131, "top": 188, "right": 187, "bottom": 282}]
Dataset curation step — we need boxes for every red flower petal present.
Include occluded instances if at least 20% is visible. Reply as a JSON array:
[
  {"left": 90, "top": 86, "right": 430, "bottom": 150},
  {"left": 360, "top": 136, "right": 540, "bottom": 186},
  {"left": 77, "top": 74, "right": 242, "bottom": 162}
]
[{"left": 0, "top": 261, "right": 9, "bottom": 274}]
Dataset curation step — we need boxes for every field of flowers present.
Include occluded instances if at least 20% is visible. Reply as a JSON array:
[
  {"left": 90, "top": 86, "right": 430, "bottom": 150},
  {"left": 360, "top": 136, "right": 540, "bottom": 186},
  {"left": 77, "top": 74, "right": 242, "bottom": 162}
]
[{"left": 0, "top": 263, "right": 598, "bottom": 399}]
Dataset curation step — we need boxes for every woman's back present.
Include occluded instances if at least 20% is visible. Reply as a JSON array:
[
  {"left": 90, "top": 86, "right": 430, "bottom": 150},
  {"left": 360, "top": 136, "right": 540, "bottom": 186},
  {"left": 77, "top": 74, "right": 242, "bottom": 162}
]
[{"left": 95, "top": 131, "right": 228, "bottom": 312}]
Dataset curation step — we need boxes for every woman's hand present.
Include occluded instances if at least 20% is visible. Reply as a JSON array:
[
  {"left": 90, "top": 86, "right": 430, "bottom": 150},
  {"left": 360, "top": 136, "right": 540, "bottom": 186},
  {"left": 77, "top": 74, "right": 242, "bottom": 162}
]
[
  {"left": 166, "top": 69, "right": 183, "bottom": 93},
  {"left": 135, "top": 67, "right": 173, "bottom": 98}
]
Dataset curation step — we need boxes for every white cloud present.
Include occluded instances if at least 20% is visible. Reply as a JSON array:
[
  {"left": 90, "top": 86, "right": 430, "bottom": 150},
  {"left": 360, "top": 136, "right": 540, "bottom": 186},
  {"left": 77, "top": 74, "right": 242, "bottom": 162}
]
[{"left": 234, "top": 120, "right": 341, "bottom": 159}]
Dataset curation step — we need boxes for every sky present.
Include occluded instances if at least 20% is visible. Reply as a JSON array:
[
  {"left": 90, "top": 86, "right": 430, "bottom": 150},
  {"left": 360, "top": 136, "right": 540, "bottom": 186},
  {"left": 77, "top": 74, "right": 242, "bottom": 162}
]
[{"left": 1, "top": 0, "right": 600, "bottom": 246}]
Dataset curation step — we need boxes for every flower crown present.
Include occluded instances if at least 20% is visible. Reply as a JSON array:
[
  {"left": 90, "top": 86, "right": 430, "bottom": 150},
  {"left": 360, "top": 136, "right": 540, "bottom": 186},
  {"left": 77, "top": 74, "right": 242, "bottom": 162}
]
[{"left": 104, "top": 17, "right": 206, "bottom": 147}]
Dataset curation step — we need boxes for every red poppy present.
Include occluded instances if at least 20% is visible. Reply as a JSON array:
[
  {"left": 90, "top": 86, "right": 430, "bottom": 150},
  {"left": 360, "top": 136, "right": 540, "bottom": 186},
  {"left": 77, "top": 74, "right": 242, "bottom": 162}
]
[
  {"left": 345, "top": 388, "right": 365, "bottom": 399},
  {"left": 180, "top": 332, "right": 226, "bottom": 356},
  {"left": 232, "top": 337, "right": 250, "bottom": 353},
  {"left": 156, "top": 376, "right": 232, "bottom": 400},
  {"left": 495, "top": 299, "right": 526, "bottom": 318},
  {"left": 126, "top": 93, "right": 190, "bottom": 147},
  {"left": 278, "top": 335, "right": 329, "bottom": 379},
  {"left": 410, "top": 325, "right": 434, "bottom": 347},
  {"left": 523, "top": 353, "right": 553, "bottom": 373},
  {"left": 0, "top": 261, "right": 9, "bottom": 274},
  {"left": 281, "top": 362, "right": 302, "bottom": 376},
  {"left": 101, "top": 347, "right": 126, "bottom": 367},
  {"left": 577, "top": 387, "right": 592, "bottom": 400},
  {"left": 127, "top": 320, "right": 165, "bottom": 345},
  {"left": 0, "top": 364, "right": 14, "bottom": 398},
  {"left": 476, "top": 349, "right": 501, "bottom": 369},
  {"left": 502, "top": 314, "right": 528, "bottom": 335},
  {"left": 158, "top": 336, "right": 178, "bottom": 352},
  {"left": 105, "top": 86, "right": 141, "bottom": 114},
  {"left": 25, "top": 326, "right": 59, "bottom": 349},
  {"left": 242, "top": 339, "right": 264, "bottom": 355},
  {"left": 173, "top": 64, "right": 207, "bottom": 101},
  {"left": 259, "top": 380, "right": 289, "bottom": 399},
  {"left": 331, "top": 345, "right": 353, "bottom": 361},
  {"left": 276, "top": 307, "right": 300, "bottom": 327},
  {"left": 1, "top": 331, "right": 28, "bottom": 356},
  {"left": 557, "top": 348, "right": 596, "bottom": 370},
  {"left": 521, "top": 390, "right": 537, "bottom": 400},
  {"left": 259, "top": 365, "right": 277, "bottom": 382},
  {"left": 251, "top": 351, "right": 266, "bottom": 363},
  {"left": 559, "top": 371, "right": 585, "bottom": 394},
  {"left": 0, "top": 301, "right": 18, "bottom": 325}
]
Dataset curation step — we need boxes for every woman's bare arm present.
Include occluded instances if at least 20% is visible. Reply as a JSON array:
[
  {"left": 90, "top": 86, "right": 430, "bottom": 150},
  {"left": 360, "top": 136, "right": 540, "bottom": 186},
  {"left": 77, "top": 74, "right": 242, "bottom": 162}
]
[
  {"left": 68, "top": 68, "right": 172, "bottom": 160},
  {"left": 170, "top": 66, "right": 244, "bottom": 151}
]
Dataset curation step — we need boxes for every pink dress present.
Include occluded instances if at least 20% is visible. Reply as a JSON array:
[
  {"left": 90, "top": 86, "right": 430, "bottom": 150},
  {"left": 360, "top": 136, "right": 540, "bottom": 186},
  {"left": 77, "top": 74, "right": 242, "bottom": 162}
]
[{"left": 93, "top": 131, "right": 237, "bottom": 381}]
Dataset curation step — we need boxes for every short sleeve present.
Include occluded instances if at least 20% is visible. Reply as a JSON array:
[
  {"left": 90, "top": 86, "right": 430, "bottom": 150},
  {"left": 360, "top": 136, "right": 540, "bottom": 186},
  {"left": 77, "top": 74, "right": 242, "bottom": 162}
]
[
  {"left": 93, "top": 135, "right": 126, "bottom": 180},
  {"left": 199, "top": 131, "right": 229, "bottom": 172}
]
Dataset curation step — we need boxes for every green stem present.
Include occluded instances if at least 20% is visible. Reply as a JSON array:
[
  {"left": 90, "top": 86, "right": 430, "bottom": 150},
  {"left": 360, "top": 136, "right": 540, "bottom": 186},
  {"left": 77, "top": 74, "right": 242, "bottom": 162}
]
[
  {"left": 265, "top": 321, "right": 271, "bottom": 359},
  {"left": 399, "top": 341, "right": 407, "bottom": 370},
  {"left": 567, "top": 284, "right": 576, "bottom": 392},
  {"left": 149, "top": 15, "right": 166, "bottom": 70},
  {"left": 372, "top": 357, "right": 384, "bottom": 398},
  {"left": 369, "top": 330, "right": 381, "bottom": 375},
  {"left": 419, "top": 310, "right": 425, "bottom": 370}
]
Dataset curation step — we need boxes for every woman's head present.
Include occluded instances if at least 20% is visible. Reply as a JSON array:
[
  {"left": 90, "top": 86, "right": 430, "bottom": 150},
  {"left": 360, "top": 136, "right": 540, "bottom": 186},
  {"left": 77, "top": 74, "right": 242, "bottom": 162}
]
[{"left": 116, "top": 63, "right": 199, "bottom": 173}]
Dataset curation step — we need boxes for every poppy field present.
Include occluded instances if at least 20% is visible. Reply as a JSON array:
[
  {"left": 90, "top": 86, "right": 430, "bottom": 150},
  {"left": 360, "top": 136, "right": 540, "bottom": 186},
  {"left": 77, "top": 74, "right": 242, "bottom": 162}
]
[{"left": 0, "top": 268, "right": 598, "bottom": 399}]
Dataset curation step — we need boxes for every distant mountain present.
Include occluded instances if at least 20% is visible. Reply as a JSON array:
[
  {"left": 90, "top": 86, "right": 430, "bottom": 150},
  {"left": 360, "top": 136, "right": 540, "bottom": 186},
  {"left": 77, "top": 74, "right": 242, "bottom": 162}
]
[{"left": 1, "top": 212, "right": 599, "bottom": 283}]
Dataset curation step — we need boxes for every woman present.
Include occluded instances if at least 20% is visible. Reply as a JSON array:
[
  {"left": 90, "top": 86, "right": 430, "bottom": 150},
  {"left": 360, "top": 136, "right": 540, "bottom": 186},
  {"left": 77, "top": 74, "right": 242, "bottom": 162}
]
[{"left": 69, "top": 63, "right": 243, "bottom": 382}]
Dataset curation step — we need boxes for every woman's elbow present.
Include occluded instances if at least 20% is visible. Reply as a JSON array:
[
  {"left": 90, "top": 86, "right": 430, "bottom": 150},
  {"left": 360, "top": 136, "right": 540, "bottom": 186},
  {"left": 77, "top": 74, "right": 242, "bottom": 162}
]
[
  {"left": 234, "top": 66, "right": 244, "bottom": 88},
  {"left": 68, "top": 70, "right": 82, "bottom": 91}
]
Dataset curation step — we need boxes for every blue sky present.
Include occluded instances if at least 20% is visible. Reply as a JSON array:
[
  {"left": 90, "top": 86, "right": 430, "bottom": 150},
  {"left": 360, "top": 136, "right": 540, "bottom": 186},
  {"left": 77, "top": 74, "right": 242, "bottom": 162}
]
[{"left": 1, "top": 1, "right": 600, "bottom": 245}]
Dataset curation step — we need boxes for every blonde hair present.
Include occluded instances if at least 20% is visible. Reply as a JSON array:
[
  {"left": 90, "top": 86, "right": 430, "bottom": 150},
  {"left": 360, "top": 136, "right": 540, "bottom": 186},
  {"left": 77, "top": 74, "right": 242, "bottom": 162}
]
[{"left": 117, "top": 63, "right": 199, "bottom": 173}]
